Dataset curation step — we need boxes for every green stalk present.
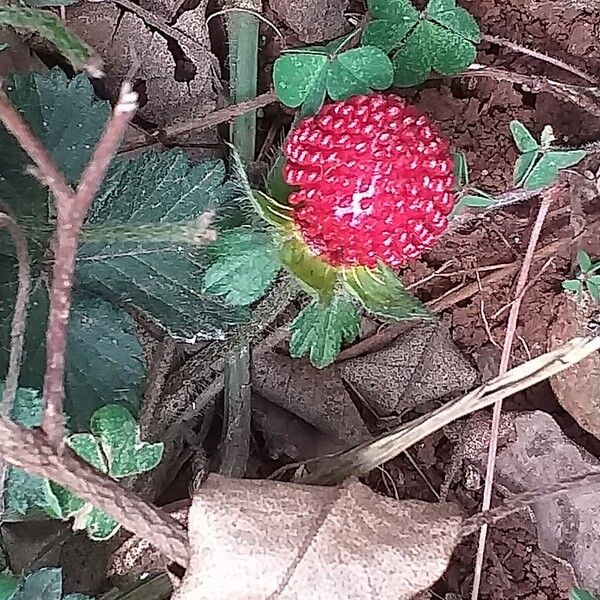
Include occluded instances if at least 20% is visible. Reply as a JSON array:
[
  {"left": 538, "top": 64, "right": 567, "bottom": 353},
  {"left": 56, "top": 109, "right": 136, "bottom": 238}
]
[{"left": 220, "top": 5, "right": 260, "bottom": 477}]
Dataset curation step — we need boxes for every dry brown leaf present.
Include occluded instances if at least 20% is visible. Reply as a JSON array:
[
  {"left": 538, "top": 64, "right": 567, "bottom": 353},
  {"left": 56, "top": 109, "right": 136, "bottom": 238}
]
[
  {"left": 66, "top": 0, "right": 218, "bottom": 132},
  {"left": 252, "top": 351, "right": 371, "bottom": 457},
  {"left": 270, "top": 0, "right": 350, "bottom": 43},
  {"left": 548, "top": 295, "right": 600, "bottom": 438},
  {"left": 340, "top": 321, "right": 479, "bottom": 418},
  {"left": 173, "top": 474, "right": 463, "bottom": 600}
]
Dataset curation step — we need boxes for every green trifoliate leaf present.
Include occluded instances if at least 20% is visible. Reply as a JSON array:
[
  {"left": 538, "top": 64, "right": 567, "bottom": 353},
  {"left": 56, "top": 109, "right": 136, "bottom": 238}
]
[
  {"left": 0, "top": 7, "right": 100, "bottom": 76},
  {"left": 279, "top": 237, "right": 339, "bottom": 300},
  {"left": 202, "top": 229, "right": 281, "bottom": 306},
  {"left": 571, "top": 589, "right": 600, "bottom": 600},
  {"left": 327, "top": 46, "right": 393, "bottom": 100},
  {"left": 509, "top": 120, "right": 539, "bottom": 153},
  {"left": 90, "top": 404, "right": 163, "bottom": 478},
  {"left": 364, "top": 0, "right": 479, "bottom": 86},
  {"left": 362, "top": 0, "right": 419, "bottom": 53},
  {"left": 578, "top": 249, "right": 593, "bottom": 272},
  {"left": 77, "top": 150, "right": 252, "bottom": 342},
  {"left": 562, "top": 279, "right": 582, "bottom": 293},
  {"left": 274, "top": 41, "right": 393, "bottom": 111},
  {"left": 522, "top": 150, "right": 586, "bottom": 190},
  {"left": 290, "top": 295, "right": 360, "bottom": 368},
  {"left": 425, "top": 0, "right": 481, "bottom": 42},
  {"left": 273, "top": 52, "right": 328, "bottom": 108},
  {"left": 513, "top": 150, "right": 538, "bottom": 186},
  {"left": 343, "top": 265, "right": 430, "bottom": 321}
]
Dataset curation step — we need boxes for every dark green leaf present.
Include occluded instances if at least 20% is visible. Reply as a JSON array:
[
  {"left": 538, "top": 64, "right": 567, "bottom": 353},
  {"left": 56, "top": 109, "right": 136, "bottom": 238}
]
[
  {"left": 279, "top": 237, "right": 338, "bottom": 300},
  {"left": 251, "top": 190, "right": 294, "bottom": 228},
  {"left": 90, "top": 404, "right": 163, "bottom": 478},
  {"left": 10, "top": 568, "right": 62, "bottom": 600},
  {"left": 343, "top": 264, "right": 430, "bottom": 321},
  {"left": 509, "top": 120, "right": 538, "bottom": 153},
  {"left": 0, "top": 382, "right": 49, "bottom": 521},
  {"left": 77, "top": 150, "right": 251, "bottom": 341},
  {"left": 426, "top": 0, "right": 481, "bottom": 42},
  {"left": 289, "top": 295, "right": 360, "bottom": 368},
  {"left": 0, "top": 7, "right": 100, "bottom": 75},
  {"left": 562, "top": 279, "right": 582, "bottom": 292},
  {"left": 577, "top": 249, "right": 593, "bottom": 272},
  {"left": 513, "top": 150, "right": 538, "bottom": 186},
  {"left": 0, "top": 574, "right": 18, "bottom": 600},
  {"left": 328, "top": 46, "right": 394, "bottom": 100},
  {"left": 203, "top": 229, "right": 280, "bottom": 306},
  {"left": 0, "top": 69, "right": 109, "bottom": 262},
  {"left": 392, "top": 24, "right": 432, "bottom": 87},
  {"left": 273, "top": 53, "right": 328, "bottom": 108}
]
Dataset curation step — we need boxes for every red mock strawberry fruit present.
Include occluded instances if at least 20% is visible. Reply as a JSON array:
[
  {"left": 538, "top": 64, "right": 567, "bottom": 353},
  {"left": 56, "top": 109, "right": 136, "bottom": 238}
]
[{"left": 283, "top": 93, "right": 456, "bottom": 269}]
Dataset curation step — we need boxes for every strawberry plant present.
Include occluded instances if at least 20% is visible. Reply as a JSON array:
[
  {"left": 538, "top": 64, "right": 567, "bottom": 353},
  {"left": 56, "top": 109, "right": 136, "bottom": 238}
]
[{"left": 562, "top": 250, "right": 600, "bottom": 303}]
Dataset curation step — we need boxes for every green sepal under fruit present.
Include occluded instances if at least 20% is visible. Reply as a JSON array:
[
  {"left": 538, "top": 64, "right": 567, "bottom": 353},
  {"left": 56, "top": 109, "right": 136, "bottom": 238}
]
[{"left": 342, "top": 264, "right": 431, "bottom": 321}]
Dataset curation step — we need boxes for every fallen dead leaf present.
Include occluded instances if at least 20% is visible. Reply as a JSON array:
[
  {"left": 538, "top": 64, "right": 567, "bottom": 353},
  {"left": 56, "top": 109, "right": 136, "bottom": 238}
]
[
  {"left": 252, "top": 350, "right": 371, "bottom": 457},
  {"left": 66, "top": 0, "right": 219, "bottom": 134},
  {"left": 173, "top": 474, "right": 463, "bottom": 600},
  {"left": 269, "top": 0, "right": 350, "bottom": 43},
  {"left": 339, "top": 320, "right": 479, "bottom": 418},
  {"left": 548, "top": 294, "right": 600, "bottom": 439}
]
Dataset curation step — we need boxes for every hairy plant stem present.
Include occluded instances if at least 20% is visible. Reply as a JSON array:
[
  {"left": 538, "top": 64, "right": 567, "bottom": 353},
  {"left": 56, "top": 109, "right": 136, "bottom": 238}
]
[{"left": 219, "top": 2, "right": 261, "bottom": 477}]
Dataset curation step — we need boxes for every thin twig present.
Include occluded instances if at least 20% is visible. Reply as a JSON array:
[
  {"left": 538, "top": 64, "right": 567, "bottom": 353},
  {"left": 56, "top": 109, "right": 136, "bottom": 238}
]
[
  {"left": 0, "top": 213, "right": 30, "bottom": 416},
  {"left": 0, "top": 82, "right": 73, "bottom": 204},
  {"left": 462, "top": 469, "right": 600, "bottom": 537},
  {"left": 470, "top": 187, "right": 557, "bottom": 600},
  {"left": 41, "top": 83, "right": 137, "bottom": 450},
  {"left": 481, "top": 34, "right": 596, "bottom": 84},
  {"left": 122, "top": 91, "right": 278, "bottom": 152}
]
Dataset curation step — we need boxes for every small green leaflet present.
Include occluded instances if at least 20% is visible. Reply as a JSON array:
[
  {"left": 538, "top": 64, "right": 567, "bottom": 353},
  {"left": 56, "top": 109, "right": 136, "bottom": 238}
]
[
  {"left": 562, "top": 250, "right": 600, "bottom": 303},
  {"left": 570, "top": 590, "right": 600, "bottom": 600},
  {"left": 46, "top": 405, "right": 162, "bottom": 540},
  {"left": 202, "top": 229, "right": 281, "bottom": 306},
  {"left": 273, "top": 36, "right": 393, "bottom": 113},
  {"left": 290, "top": 295, "right": 360, "bottom": 368},
  {"left": 510, "top": 120, "right": 587, "bottom": 190},
  {"left": 0, "top": 7, "right": 100, "bottom": 76},
  {"left": 363, "top": 0, "right": 480, "bottom": 87},
  {"left": 343, "top": 264, "right": 430, "bottom": 321},
  {"left": 279, "top": 237, "right": 339, "bottom": 300}
]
